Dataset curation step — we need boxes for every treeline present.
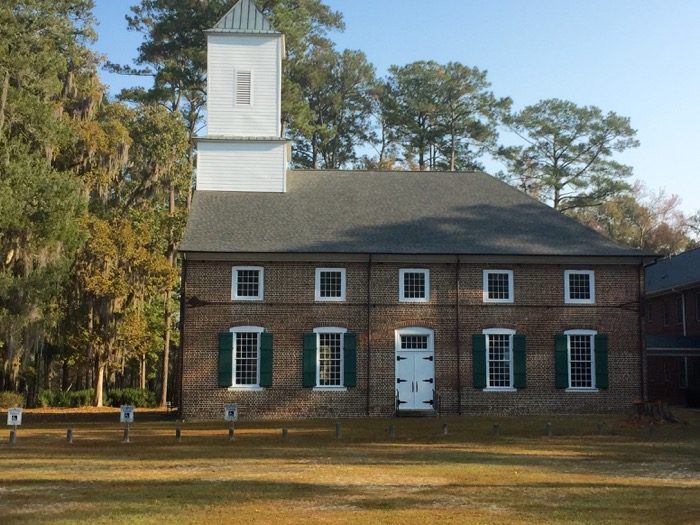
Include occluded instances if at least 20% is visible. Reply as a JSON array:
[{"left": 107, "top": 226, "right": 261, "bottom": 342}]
[{"left": 1, "top": 0, "right": 697, "bottom": 407}]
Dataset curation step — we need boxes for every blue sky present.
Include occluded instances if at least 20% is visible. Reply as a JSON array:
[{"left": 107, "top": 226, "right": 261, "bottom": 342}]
[{"left": 92, "top": 0, "right": 699, "bottom": 214}]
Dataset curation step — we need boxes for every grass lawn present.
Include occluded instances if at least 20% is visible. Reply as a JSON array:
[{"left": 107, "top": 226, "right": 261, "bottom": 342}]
[{"left": 1, "top": 409, "right": 699, "bottom": 524}]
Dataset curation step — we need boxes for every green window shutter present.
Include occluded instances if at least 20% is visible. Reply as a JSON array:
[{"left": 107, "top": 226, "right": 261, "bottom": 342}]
[
  {"left": 554, "top": 334, "right": 569, "bottom": 389},
  {"left": 472, "top": 334, "right": 487, "bottom": 389},
  {"left": 259, "top": 332, "right": 273, "bottom": 387},
  {"left": 343, "top": 333, "right": 357, "bottom": 387},
  {"left": 594, "top": 334, "right": 609, "bottom": 389},
  {"left": 218, "top": 332, "right": 234, "bottom": 387},
  {"left": 513, "top": 334, "right": 526, "bottom": 389},
  {"left": 302, "top": 333, "right": 317, "bottom": 387}
]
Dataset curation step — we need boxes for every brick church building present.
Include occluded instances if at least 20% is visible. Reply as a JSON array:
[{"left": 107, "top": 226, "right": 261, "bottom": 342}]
[{"left": 178, "top": 0, "right": 648, "bottom": 420}]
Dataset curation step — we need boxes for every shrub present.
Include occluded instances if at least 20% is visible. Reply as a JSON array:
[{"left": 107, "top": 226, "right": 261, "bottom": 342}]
[
  {"left": 36, "top": 389, "right": 53, "bottom": 408},
  {"left": 36, "top": 389, "right": 96, "bottom": 408},
  {"left": 106, "top": 388, "right": 156, "bottom": 408},
  {"left": 0, "top": 391, "right": 25, "bottom": 409}
]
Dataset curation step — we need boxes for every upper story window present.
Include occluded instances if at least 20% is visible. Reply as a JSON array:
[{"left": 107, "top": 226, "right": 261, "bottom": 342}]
[
  {"left": 564, "top": 270, "right": 595, "bottom": 304},
  {"left": 232, "top": 266, "right": 264, "bottom": 301},
  {"left": 235, "top": 70, "right": 252, "bottom": 105},
  {"left": 399, "top": 269, "right": 430, "bottom": 302},
  {"left": 315, "top": 268, "right": 346, "bottom": 302},
  {"left": 483, "top": 270, "right": 514, "bottom": 303}
]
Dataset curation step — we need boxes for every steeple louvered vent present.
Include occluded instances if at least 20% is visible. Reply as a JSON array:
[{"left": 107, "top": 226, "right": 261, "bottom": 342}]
[{"left": 235, "top": 70, "right": 252, "bottom": 105}]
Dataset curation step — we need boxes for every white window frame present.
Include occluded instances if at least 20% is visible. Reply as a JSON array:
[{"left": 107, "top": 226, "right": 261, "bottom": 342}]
[
  {"left": 398, "top": 268, "right": 430, "bottom": 303},
  {"left": 482, "top": 270, "right": 514, "bottom": 304},
  {"left": 228, "top": 325, "right": 265, "bottom": 390},
  {"left": 234, "top": 69, "right": 253, "bottom": 106},
  {"left": 482, "top": 328, "right": 516, "bottom": 391},
  {"left": 313, "top": 327, "right": 347, "bottom": 391},
  {"left": 314, "top": 268, "right": 346, "bottom": 302},
  {"left": 564, "top": 329, "right": 598, "bottom": 392},
  {"left": 232, "top": 266, "right": 264, "bottom": 301},
  {"left": 394, "top": 326, "right": 434, "bottom": 351},
  {"left": 564, "top": 270, "right": 595, "bottom": 305}
]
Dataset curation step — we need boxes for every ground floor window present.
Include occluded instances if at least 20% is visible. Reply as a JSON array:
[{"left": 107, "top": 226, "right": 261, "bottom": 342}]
[
  {"left": 312, "top": 327, "right": 347, "bottom": 388},
  {"left": 484, "top": 329, "right": 515, "bottom": 388},
  {"left": 218, "top": 326, "right": 273, "bottom": 388}
]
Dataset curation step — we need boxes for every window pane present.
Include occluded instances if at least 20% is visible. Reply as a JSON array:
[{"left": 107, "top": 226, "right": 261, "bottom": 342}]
[
  {"left": 487, "top": 334, "right": 511, "bottom": 387},
  {"left": 319, "top": 333, "right": 342, "bottom": 386},
  {"left": 487, "top": 272, "right": 511, "bottom": 300},
  {"left": 237, "top": 270, "right": 260, "bottom": 297},
  {"left": 319, "top": 271, "right": 342, "bottom": 298},
  {"left": 400, "top": 335, "right": 429, "bottom": 350},
  {"left": 235, "top": 332, "right": 258, "bottom": 385},
  {"left": 568, "top": 273, "right": 591, "bottom": 300},
  {"left": 569, "top": 335, "right": 593, "bottom": 388},
  {"left": 403, "top": 272, "right": 426, "bottom": 299}
]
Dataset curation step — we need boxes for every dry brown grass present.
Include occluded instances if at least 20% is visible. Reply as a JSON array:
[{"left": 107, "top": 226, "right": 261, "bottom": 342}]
[{"left": 1, "top": 410, "right": 699, "bottom": 524}]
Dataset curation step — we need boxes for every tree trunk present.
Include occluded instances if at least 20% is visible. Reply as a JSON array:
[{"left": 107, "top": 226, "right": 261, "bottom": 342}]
[
  {"left": 160, "top": 184, "right": 176, "bottom": 408},
  {"left": 140, "top": 354, "right": 146, "bottom": 390},
  {"left": 0, "top": 69, "right": 8, "bottom": 134},
  {"left": 450, "top": 134, "right": 456, "bottom": 171},
  {"left": 95, "top": 359, "right": 105, "bottom": 407}
]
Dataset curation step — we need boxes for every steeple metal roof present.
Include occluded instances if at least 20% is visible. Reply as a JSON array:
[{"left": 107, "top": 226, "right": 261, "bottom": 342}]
[{"left": 208, "top": 0, "right": 278, "bottom": 34}]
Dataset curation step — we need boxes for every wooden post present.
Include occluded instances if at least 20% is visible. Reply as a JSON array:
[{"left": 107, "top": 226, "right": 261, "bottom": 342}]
[
  {"left": 492, "top": 423, "right": 500, "bottom": 436},
  {"left": 123, "top": 423, "right": 130, "bottom": 443},
  {"left": 388, "top": 424, "right": 395, "bottom": 440},
  {"left": 67, "top": 429, "right": 73, "bottom": 444},
  {"left": 648, "top": 421, "right": 655, "bottom": 437},
  {"left": 9, "top": 428, "right": 16, "bottom": 445},
  {"left": 282, "top": 427, "right": 288, "bottom": 440},
  {"left": 597, "top": 423, "right": 605, "bottom": 435},
  {"left": 175, "top": 424, "right": 182, "bottom": 442},
  {"left": 546, "top": 422, "right": 552, "bottom": 437},
  {"left": 335, "top": 421, "right": 342, "bottom": 439},
  {"left": 442, "top": 423, "right": 448, "bottom": 435},
  {"left": 228, "top": 421, "right": 236, "bottom": 441}
]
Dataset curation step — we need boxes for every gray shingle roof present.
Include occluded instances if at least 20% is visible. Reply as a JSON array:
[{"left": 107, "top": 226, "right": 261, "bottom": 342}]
[
  {"left": 645, "top": 247, "right": 700, "bottom": 294},
  {"left": 180, "top": 170, "right": 645, "bottom": 257},
  {"left": 208, "top": 0, "right": 278, "bottom": 34}
]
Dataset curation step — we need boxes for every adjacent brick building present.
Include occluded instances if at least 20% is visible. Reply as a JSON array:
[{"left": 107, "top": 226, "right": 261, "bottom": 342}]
[
  {"left": 178, "top": 0, "right": 648, "bottom": 420},
  {"left": 644, "top": 248, "right": 700, "bottom": 403}
]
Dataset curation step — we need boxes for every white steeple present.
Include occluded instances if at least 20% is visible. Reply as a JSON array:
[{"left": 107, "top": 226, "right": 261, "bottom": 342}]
[{"left": 196, "top": 0, "right": 288, "bottom": 192}]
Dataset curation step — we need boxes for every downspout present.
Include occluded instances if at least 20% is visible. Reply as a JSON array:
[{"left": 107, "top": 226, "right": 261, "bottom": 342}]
[
  {"left": 456, "top": 256, "right": 462, "bottom": 415},
  {"left": 638, "top": 260, "right": 646, "bottom": 401},
  {"left": 682, "top": 292, "right": 687, "bottom": 336},
  {"left": 178, "top": 257, "right": 187, "bottom": 418},
  {"left": 366, "top": 254, "right": 372, "bottom": 416}
]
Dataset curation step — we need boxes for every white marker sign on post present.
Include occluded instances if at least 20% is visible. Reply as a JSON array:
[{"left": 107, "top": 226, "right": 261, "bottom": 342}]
[
  {"left": 224, "top": 403, "right": 238, "bottom": 422},
  {"left": 120, "top": 405, "right": 135, "bottom": 423},
  {"left": 7, "top": 407, "right": 22, "bottom": 426}
]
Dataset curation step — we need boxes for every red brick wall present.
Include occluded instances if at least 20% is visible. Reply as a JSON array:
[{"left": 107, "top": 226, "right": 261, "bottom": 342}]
[
  {"left": 645, "top": 286, "right": 700, "bottom": 337},
  {"left": 181, "top": 259, "right": 643, "bottom": 420}
]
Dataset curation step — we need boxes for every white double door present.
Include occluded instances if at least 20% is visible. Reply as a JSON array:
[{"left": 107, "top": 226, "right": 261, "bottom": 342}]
[{"left": 396, "top": 349, "right": 435, "bottom": 411}]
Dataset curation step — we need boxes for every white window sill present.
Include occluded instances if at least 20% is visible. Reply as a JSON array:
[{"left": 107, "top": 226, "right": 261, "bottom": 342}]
[
  {"left": 564, "top": 300, "right": 595, "bottom": 305},
  {"left": 565, "top": 388, "right": 599, "bottom": 393},
  {"left": 483, "top": 298, "right": 514, "bottom": 304},
  {"left": 312, "top": 387, "right": 347, "bottom": 392},
  {"left": 232, "top": 297, "right": 264, "bottom": 302},
  {"left": 314, "top": 298, "right": 346, "bottom": 302},
  {"left": 399, "top": 298, "right": 429, "bottom": 303},
  {"left": 228, "top": 386, "right": 264, "bottom": 391},
  {"left": 482, "top": 387, "right": 517, "bottom": 392}
]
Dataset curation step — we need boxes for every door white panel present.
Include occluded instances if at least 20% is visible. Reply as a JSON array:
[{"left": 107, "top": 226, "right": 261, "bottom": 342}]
[{"left": 395, "top": 350, "right": 435, "bottom": 410}]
